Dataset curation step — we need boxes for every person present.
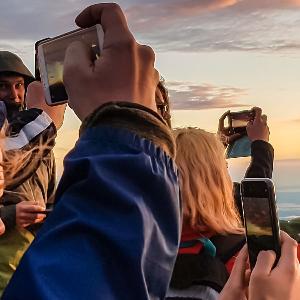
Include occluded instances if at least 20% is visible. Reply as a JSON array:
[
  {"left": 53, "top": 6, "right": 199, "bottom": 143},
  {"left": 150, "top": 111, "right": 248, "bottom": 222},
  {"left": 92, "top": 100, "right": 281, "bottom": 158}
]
[
  {"left": 0, "top": 219, "right": 4, "bottom": 235},
  {"left": 2, "top": 3, "right": 299, "bottom": 300},
  {"left": 2, "top": 3, "right": 180, "bottom": 300},
  {"left": 0, "top": 51, "right": 34, "bottom": 123},
  {"left": 156, "top": 78, "right": 171, "bottom": 127},
  {"left": 0, "top": 51, "right": 65, "bottom": 295},
  {"left": 166, "top": 107, "right": 274, "bottom": 299},
  {"left": 0, "top": 149, "right": 4, "bottom": 236}
]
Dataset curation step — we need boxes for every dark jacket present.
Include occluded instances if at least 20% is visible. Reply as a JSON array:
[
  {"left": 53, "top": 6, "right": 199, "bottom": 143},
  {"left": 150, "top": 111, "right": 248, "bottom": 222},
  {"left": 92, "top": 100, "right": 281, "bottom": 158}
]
[
  {"left": 3, "top": 102, "right": 181, "bottom": 300},
  {"left": 0, "top": 108, "right": 56, "bottom": 234}
]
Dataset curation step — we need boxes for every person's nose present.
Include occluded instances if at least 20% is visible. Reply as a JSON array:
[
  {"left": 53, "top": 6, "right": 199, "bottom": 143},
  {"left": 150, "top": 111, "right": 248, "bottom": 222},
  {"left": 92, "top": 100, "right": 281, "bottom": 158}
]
[{"left": 9, "top": 86, "right": 20, "bottom": 103}]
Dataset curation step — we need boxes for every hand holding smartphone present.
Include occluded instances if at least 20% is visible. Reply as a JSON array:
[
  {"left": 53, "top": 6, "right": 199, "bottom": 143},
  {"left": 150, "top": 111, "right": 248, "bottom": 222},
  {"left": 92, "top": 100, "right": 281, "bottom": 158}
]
[
  {"left": 241, "top": 178, "right": 281, "bottom": 269},
  {"left": 37, "top": 24, "right": 104, "bottom": 106}
]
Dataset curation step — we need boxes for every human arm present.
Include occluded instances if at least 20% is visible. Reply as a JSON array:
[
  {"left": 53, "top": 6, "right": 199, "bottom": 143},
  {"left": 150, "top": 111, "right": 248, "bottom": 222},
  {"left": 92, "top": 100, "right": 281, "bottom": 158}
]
[{"left": 245, "top": 107, "right": 274, "bottom": 178}]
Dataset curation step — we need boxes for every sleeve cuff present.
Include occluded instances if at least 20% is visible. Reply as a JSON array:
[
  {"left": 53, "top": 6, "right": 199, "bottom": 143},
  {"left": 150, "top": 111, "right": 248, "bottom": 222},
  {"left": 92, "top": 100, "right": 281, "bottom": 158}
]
[
  {"left": 251, "top": 140, "right": 274, "bottom": 156},
  {"left": 80, "top": 102, "right": 176, "bottom": 158},
  {"left": 0, "top": 205, "right": 16, "bottom": 230}
]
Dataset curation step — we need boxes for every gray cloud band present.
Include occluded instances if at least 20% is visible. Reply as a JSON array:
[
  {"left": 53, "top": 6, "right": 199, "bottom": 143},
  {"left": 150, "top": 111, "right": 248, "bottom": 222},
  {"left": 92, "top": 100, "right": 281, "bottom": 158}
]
[
  {"left": 167, "top": 82, "right": 249, "bottom": 110},
  {"left": 0, "top": 0, "right": 300, "bottom": 54}
]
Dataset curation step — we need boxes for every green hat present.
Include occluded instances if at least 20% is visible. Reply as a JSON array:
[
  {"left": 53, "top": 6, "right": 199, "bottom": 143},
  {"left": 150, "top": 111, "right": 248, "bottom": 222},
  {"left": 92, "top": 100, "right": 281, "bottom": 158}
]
[{"left": 0, "top": 51, "right": 34, "bottom": 86}]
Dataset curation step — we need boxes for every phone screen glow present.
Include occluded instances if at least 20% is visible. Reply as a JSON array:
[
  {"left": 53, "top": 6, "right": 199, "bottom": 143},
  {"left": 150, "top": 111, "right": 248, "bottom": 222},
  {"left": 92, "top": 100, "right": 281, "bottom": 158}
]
[
  {"left": 41, "top": 27, "right": 100, "bottom": 104},
  {"left": 243, "top": 197, "right": 277, "bottom": 268}
]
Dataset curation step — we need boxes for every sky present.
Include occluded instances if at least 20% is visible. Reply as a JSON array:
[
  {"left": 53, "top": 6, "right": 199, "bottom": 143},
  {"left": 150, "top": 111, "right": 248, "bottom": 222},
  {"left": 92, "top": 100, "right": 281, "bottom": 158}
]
[{"left": 0, "top": 0, "right": 299, "bottom": 191}]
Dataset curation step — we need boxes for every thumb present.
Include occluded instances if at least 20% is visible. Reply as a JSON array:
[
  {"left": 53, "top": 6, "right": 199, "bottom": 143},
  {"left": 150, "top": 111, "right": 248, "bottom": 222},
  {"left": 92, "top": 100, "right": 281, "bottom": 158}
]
[
  {"left": 252, "top": 250, "right": 276, "bottom": 277},
  {"left": 228, "top": 246, "right": 249, "bottom": 284},
  {"left": 63, "top": 41, "right": 93, "bottom": 87},
  {"left": 261, "top": 114, "right": 267, "bottom": 124},
  {"left": 26, "top": 81, "right": 45, "bottom": 108},
  {"left": 253, "top": 107, "right": 262, "bottom": 124}
]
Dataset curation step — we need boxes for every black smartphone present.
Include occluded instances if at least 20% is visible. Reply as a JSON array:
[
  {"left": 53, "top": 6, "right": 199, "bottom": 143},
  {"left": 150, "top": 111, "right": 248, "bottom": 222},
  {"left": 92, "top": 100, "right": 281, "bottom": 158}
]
[{"left": 241, "top": 178, "right": 281, "bottom": 269}]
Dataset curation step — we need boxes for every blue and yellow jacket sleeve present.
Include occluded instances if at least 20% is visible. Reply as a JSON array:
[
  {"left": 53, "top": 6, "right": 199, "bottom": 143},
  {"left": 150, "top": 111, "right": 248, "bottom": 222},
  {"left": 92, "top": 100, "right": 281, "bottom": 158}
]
[{"left": 2, "top": 102, "right": 181, "bottom": 300}]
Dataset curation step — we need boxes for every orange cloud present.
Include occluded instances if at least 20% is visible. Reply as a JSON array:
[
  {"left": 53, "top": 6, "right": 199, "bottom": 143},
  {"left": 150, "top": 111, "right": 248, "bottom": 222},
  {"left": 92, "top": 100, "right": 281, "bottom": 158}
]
[
  {"left": 236, "top": 0, "right": 300, "bottom": 9},
  {"left": 163, "top": 0, "right": 237, "bottom": 16},
  {"left": 126, "top": 0, "right": 238, "bottom": 31}
]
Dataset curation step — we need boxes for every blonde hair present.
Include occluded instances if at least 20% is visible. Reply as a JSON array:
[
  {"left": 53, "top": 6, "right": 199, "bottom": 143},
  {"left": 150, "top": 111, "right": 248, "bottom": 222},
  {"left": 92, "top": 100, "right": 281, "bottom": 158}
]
[
  {"left": 0, "top": 125, "right": 53, "bottom": 190},
  {"left": 174, "top": 127, "right": 242, "bottom": 235}
]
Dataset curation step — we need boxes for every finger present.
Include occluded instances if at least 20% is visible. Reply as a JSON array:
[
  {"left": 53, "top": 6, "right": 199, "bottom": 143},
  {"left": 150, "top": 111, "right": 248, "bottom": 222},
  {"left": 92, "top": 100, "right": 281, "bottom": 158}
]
[
  {"left": 20, "top": 201, "right": 37, "bottom": 206},
  {"left": 27, "top": 81, "right": 43, "bottom": 92},
  {"left": 218, "top": 110, "right": 230, "bottom": 131},
  {"left": 276, "top": 231, "right": 298, "bottom": 271},
  {"left": 26, "top": 81, "right": 46, "bottom": 109},
  {"left": 244, "top": 269, "right": 251, "bottom": 286},
  {"left": 20, "top": 214, "right": 46, "bottom": 224},
  {"left": 252, "top": 107, "right": 262, "bottom": 123},
  {"left": 261, "top": 114, "right": 267, "bottom": 124},
  {"left": 26, "top": 213, "right": 46, "bottom": 220},
  {"left": 252, "top": 250, "right": 276, "bottom": 276},
  {"left": 230, "top": 246, "right": 249, "bottom": 282},
  {"left": 75, "top": 3, "right": 134, "bottom": 47},
  {"left": 32, "top": 216, "right": 46, "bottom": 224},
  {"left": 64, "top": 41, "right": 92, "bottom": 84},
  {"left": 137, "top": 44, "right": 156, "bottom": 68},
  {"left": 0, "top": 219, "right": 5, "bottom": 235},
  {"left": 22, "top": 205, "right": 45, "bottom": 213},
  {"left": 26, "top": 81, "right": 43, "bottom": 95}
]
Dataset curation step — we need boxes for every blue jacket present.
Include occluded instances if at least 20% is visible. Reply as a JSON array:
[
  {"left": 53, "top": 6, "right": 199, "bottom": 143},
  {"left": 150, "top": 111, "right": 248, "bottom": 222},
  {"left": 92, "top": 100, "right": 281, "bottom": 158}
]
[{"left": 2, "top": 122, "right": 181, "bottom": 300}]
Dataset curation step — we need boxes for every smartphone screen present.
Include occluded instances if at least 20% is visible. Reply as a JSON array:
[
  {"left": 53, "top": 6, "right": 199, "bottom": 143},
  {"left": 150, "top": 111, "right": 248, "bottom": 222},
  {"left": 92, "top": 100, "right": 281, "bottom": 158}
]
[
  {"left": 241, "top": 179, "right": 281, "bottom": 269},
  {"left": 230, "top": 110, "right": 254, "bottom": 128},
  {"left": 38, "top": 25, "right": 103, "bottom": 105},
  {"left": 231, "top": 118, "right": 249, "bottom": 128}
]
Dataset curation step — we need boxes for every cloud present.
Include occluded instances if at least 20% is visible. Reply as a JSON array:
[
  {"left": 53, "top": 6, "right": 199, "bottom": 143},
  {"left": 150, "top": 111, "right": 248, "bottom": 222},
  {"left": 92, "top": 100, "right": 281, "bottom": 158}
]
[
  {"left": 1, "top": 0, "right": 300, "bottom": 56},
  {"left": 289, "top": 118, "right": 300, "bottom": 124},
  {"left": 126, "top": 0, "right": 237, "bottom": 29},
  {"left": 167, "top": 81, "right": 248, "bottom": 110},
  {"left": 124, "top": 0, "right": 300, "bottom": 54},
  {"left": 234, "top": 0, "right": 300, "bottom": 11},
  {"left": 0, "top": 0, "right": 97, "bottom": 41}
]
